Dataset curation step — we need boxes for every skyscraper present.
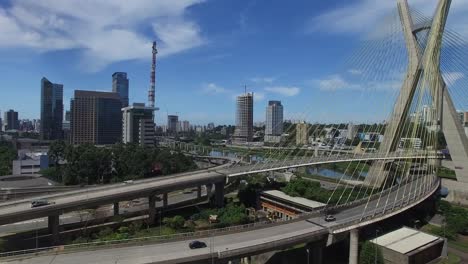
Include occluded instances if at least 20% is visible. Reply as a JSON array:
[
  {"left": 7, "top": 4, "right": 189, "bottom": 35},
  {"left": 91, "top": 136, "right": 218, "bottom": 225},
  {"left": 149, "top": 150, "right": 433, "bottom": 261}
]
[
  {"left": 112, "top": 72, "right": 129, "bottom": 107},
  {"left": 233, "top": 93, "right": 254, "bottom": 143},
  {"left": 3, "top": 109, "right": 19, "bottom": 131},
  {"left": 167, "top": 115, "right": 179, "bottom": 135},
  {"left": 40, "top": 77, "right": 63, "bottom": 140},
  {"left": 122, "top": 103, "right": 155, "bottom": 146},
  {"left": 71, "top": 90, "right": 122, "bottom": 145},
  {"left": 265, "top": 101, "right": 283, "bottom": 143}
]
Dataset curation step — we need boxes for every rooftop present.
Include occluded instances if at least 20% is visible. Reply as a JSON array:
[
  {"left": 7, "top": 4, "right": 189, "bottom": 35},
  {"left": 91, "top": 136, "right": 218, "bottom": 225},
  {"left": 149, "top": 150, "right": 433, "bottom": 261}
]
[
  {"left": 371, "top": 227, "right": 441, "bottom": 254},
  {"left": 261, "top": 190, "right": 326, "bottom": 209}
]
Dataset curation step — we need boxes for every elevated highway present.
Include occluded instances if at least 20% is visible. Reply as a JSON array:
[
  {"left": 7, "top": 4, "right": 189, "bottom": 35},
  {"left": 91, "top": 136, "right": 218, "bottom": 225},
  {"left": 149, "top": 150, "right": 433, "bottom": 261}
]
[
  {"left": 0, "top": 152, "right": 436, "bottom": 227},
  {"left": 2, "top": 175, "right": 440, "bottom": 264}
]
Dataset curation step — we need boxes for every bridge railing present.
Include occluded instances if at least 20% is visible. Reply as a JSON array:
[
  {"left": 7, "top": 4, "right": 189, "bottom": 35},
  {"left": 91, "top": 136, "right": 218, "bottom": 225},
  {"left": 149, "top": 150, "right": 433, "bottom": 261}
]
[
  {"left": 330, "top": 177, "right": 440, "bottom": 233},
  {"left": 0, "top": 217, "right": 295, "bottom": 259}
]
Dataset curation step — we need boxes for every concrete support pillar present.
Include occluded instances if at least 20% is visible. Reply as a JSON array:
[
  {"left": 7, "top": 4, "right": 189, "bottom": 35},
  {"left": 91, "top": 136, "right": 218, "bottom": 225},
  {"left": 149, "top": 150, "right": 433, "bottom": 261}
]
[
  {"left": 349, "top": 229, "right": 359, "bottom": 264},
  {"left": 306, "top": 240, "right": 325, "bottom": 264},
  {"left": 163, "top": 193, "right": 168, "bottom": 208},
  {"left": 197, "top": 185, "right": 202, "bottom": 198},
  {"left": 113, "top": 202, "right": 119, "bottom": 216},
  {"left": 48, "top": 214, "right": 60, "bottom": 245},
  {"left": 148, "top": 195, "right": 156, "bottom": 224},
  {"left": 206, "top": 183, "right": 213, "bottom": 196},
  {"left": 314, "top": 147, "right": 319, "bottom": 157},
  {"left": 214, "top": 181, "right": 225, "bottom": 207}
]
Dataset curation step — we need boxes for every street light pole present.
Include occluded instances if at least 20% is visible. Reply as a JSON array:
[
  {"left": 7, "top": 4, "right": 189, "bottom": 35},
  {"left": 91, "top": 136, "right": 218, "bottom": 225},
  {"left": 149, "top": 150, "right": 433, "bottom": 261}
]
[
  {"left": 306, "top": 248, "right": 310, "bottom": 264},
  {"left": 375, "top": 229, "right": 380, "bottom": 264}
]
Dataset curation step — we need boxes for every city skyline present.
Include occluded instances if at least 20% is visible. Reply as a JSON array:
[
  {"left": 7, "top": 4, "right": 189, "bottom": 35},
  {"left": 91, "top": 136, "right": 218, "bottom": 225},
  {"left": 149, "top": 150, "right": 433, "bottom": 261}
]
[{"left": 1, "top": 0, "right": 468, "bottom": 125}]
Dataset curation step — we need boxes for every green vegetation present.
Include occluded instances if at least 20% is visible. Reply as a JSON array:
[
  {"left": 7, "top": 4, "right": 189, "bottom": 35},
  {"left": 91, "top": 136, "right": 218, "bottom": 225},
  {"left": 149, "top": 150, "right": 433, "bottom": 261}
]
[
  {"left": 281, "top": 177, "right": 370, "bottom": 204},
  {"left": 0, "top": 140, "right": 16, "bottom": 176},
  {"left": 422, "top": 201, "right": 468, "bottom": 256},
  {"left": 437, "top": 167, "right": 457, "bottom": 180},
  {"left": 192, "top": 203, "right": 249, "bottom": 228},
  {"left": 43, "top": 141, "right": 197, "bottom": 185},
  {"left": 70, "top": 203, "right": 249, "bottom": 245},
  {"left": 438, "top": 253, "right": 461, "bottom": 264},
  {"left": 163, "top": 215, "right": 185, "bottom": 230},
  {"left": 359, "top": 241, "right": 384, "bottom": 264}
]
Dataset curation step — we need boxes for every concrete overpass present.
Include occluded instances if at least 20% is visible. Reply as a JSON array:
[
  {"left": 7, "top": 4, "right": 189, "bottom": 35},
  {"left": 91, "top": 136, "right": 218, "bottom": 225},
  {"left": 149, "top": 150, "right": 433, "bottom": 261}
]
[{"left": 1, "top": 175, "right": 440, "bottom": 264}]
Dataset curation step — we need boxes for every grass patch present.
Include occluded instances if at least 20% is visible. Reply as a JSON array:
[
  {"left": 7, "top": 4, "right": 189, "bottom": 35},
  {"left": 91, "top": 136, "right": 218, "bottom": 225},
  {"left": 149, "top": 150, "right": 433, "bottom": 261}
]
[
  {"left": 437, "top": 167, "right": 457, "bottom": 180},
  {"left": 449, "top": 239, "right": 468, "bottom": 253},
  {"left": 438, "top": 253, "right": 461, "bottom": 264}
]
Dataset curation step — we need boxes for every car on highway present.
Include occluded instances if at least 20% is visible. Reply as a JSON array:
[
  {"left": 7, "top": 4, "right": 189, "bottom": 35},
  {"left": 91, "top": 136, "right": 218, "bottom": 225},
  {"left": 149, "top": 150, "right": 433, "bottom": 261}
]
[
  {"left": 31, "top": 199, "right": 53, "bottom": 208},
  {"left": 189, "top": 240, "right": 207, "bottom": 249},
  {"left": 324, "top": 215, "right": 336, "bottom": 222}
]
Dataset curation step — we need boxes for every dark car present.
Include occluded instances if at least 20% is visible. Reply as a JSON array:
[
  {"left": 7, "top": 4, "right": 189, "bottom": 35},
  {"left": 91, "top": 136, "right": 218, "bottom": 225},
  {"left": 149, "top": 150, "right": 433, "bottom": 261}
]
[
  {"left": 324, "top": 215, "right": 336, "bottom": 222},
  {"left": 189, "top": 240, "right": 207, "bottom": 249},
  {"left": 31, "top": 200, "right": 52, "bottom": 208}
]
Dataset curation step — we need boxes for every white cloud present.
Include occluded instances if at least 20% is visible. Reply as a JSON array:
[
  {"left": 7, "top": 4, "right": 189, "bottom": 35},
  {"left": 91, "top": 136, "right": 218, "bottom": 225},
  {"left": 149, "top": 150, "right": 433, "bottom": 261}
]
[
  {"left": 348, "top": 69, "right": 363, "bottom": 75},
  {"left": 254, "top": 92, "right": 266, "bottom": 101},
  {"left": 0, "top": 0, "right": 205, "bottom": 71},
  {"left": 442, "top": 72, "right": 465, "bottom": 86},
  {"left": 202, "top": 83, "right": 228, "bottom": 94},
  {"left": 264, "top": 86, "right": 300, "bottom": 96},
  {"left": 316, "top": 74, "right": 400, "bottom": 92},
  {"left": 318, "top": 75, "right": 361, "bottom": 91},
  {"left": 307, "top": 0, "right": 468, "bottom": 37},
  {"left": 251, "top": 76, "right": 276, "bottom": 84}
]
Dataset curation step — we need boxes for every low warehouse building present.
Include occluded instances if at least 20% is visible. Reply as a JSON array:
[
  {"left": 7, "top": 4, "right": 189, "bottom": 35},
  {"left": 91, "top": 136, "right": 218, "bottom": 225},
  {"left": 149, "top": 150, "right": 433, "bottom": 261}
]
[
  {"left": 371, "top": 227, "right": 446, "bottom": 264},
  {"left": 259, "top": 190, "right": 325, "bottom": 220}
]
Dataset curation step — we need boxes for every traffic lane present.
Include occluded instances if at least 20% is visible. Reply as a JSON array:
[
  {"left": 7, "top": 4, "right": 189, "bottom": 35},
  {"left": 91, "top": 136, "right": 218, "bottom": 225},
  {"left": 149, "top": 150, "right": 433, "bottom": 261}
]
[
  {"left": 308, "top": 177, "right": 431, "bottom": 227},
  {"left": 0, "top": 188, "right": 207, "bottom": 236},
  {"left": 5, "top": 221, "right": 323, "bottom": 264},
  {"left": 0, "top": 171, "right": 219, "bottom": 216}
]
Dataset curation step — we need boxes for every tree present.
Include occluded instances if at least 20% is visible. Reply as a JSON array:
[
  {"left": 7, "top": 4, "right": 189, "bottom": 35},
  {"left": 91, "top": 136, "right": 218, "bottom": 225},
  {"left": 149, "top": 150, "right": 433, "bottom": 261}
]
[
  {"left": 163, "top": 215, "right": 185, "bottom": 230},
  {"left": 359, "top": 241, "right": 384, "bottom": 264},
  {"left": 0, "top": 140, "right": 16, "bottom": 176},
  {"left": 49, "top": 140, "right": 67, "bottom": 167}
]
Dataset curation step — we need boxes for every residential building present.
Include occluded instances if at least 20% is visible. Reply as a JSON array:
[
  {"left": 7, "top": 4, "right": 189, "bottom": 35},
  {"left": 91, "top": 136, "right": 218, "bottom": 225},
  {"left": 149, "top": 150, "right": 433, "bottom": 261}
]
[
  {"left": 347, "top": 123, "right": 358, "bottom": 140},
  {"left": 122, "top": 103, "right": 155, "bottom": 146},
  {"left": 71, "top": 90, "right": 122, "bottom": 145},
  {"left": 233, "top": 92, "right": 254, "bottom": 143},
  {"left": 265, "top": 100, "right": 283, "bottom": 144},
  {"left": 112, "top": 72, "right": 129, "bottom": 107},
  {"left": 40, "top": 77, "right": 63, "bottom": 140},
  {"left": 3, "top": 109, "right": 19, "bottom": 131},
  {"left": 296, "top": 122, "right": 308, "bottom": 146},
  {"left": 181, "top": 120, "right": 190, "bottom": 132},
  {"left": 399, "top": 138, "right": 422, "bottom": 150},
  {"left": 167, "top": 115, "right": 178, "bottom": 134}
]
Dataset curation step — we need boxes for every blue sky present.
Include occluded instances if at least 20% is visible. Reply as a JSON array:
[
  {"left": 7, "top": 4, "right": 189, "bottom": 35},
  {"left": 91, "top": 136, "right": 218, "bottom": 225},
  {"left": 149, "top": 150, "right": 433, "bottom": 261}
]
[{"left": 1, "top": 0, "right": 468, "bottom": 125}]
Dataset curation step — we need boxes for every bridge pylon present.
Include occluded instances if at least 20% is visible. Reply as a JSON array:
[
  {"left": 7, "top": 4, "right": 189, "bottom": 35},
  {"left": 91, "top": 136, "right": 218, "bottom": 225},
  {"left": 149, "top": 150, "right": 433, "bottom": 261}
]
[{"left": 365, "top": 0, "right": 468, "bottom": 187}]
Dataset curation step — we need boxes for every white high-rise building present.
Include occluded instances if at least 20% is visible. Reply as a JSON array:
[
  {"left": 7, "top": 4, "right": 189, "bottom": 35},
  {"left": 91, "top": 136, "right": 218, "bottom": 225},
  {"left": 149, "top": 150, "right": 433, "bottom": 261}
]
[{"left": 122, "top": 103, "right": 155, "bottom": 147}]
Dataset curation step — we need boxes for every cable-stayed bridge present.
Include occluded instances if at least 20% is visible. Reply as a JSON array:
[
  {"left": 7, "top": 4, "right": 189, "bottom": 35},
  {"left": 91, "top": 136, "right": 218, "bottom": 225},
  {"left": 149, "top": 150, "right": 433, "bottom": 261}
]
[{"left": 2, "top": 0, "right": 468, "bottom": 263}]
